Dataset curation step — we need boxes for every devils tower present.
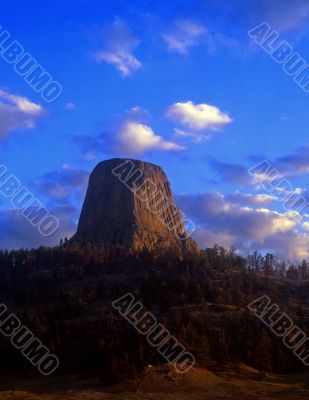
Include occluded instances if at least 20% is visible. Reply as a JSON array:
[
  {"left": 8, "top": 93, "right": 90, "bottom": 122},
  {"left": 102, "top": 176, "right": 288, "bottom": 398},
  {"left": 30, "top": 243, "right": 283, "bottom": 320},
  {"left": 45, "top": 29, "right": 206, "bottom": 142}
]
[{"left": 73, "top": 158, "right": 199, "bottom": 253}]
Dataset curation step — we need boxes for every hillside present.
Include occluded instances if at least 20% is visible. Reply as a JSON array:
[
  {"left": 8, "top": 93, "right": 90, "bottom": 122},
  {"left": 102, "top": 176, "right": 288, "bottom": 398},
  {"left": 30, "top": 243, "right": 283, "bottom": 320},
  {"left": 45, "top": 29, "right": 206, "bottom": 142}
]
[{"left": 0, "top": 244, "right": 308, "bottom": 382}]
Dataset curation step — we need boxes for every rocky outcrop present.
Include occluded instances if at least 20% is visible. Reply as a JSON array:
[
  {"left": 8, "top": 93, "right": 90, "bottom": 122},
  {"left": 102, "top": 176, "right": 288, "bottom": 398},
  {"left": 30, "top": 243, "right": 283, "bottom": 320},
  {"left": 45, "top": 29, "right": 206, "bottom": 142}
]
[{"left": 72, "top": 158, "right": 199, "bottom": 253}]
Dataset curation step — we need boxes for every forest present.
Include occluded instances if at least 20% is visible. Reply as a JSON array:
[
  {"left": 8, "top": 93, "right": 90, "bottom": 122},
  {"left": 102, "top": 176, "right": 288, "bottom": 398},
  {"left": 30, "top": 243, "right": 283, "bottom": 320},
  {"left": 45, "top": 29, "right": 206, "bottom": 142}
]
[{"left": 0, "top": 243, "right": 308, "bottom": 383}]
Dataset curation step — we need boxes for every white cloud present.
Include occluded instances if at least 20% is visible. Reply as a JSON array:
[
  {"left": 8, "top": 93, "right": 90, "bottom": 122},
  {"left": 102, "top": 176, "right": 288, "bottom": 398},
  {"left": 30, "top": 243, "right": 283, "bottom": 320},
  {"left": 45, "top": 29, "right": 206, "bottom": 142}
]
[
  {"left": 166, "top": 101, "right": 233, "bottom": 131},
  {"left": 0, "top": 89, "right": 45, "bottom": 139},
  {"left": 226, "top": 192, "right": 277, "bottom": 206},
  {"left": 95, "top": 51, "right": 140, "bottom": 77},
  {"left": 117, "top": 110, "right": 184, "bottom": 155},
  {"left": 174, "top": 128, "right": 211, "bottom": 143},
  {"left": 76, "top": 107, "right": 185, "bottom": 158},
  {"left": 115, "top": 121, "right": 185, "bottom": 155},
  {"left": 162, "top": 20, "right": 206, "bottom": 55},
  {"left": 257, "top": 0, "right": 309, "bottom": 32},
  {"left": 94, "top": 18, "right": 141, "bottom": 77},
  {"left": 64, "top": 102, "right": 76, "bottom": 110},
  {"left": 177, "top": 191, "right": 309, "bottom": 260},
  {"left": 304, "top": 221, "right": 309, "bottom": 231}
]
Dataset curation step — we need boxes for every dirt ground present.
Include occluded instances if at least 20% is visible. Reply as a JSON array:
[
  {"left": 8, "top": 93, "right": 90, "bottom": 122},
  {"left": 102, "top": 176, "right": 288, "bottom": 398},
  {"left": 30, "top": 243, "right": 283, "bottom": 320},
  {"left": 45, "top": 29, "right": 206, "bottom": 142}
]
[{"left": 0, "top": 364, "right": 308, "bottom": 400}]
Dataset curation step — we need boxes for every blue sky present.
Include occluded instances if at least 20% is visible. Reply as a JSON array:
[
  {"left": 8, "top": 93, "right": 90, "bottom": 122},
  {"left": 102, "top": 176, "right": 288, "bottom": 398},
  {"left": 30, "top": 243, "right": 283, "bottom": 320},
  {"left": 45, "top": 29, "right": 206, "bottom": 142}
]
[{"left": 0, "top": 0, "right": 309, "bottom": 260}]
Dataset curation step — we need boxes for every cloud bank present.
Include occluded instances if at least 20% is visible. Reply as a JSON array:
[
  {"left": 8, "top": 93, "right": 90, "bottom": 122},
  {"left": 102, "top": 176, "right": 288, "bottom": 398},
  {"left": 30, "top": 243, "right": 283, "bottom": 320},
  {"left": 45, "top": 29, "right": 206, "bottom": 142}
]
[{"left": 177, "top": 191, "right": 309, "bottom": 260}]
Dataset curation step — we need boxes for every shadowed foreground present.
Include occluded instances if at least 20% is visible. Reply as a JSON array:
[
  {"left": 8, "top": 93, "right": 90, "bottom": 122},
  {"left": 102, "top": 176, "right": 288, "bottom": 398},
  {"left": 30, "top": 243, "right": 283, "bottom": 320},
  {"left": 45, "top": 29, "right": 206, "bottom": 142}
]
[{"left": 0, "top": 365, "right": 308, "bottom": 400}]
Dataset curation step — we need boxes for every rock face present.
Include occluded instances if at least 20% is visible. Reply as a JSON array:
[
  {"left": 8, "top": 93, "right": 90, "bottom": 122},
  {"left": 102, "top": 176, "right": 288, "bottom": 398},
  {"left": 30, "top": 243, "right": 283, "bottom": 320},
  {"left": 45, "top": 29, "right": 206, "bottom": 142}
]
[{"left": 73, "top": 158, "right": 199, "bottom": 253}]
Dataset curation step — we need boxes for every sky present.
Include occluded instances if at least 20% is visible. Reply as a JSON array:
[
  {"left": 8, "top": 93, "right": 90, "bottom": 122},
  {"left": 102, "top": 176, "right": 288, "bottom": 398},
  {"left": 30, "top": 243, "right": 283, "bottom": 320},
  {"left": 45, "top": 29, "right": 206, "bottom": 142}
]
[{"left": 0, "top": 0, "right": 309, "bottom": 260}]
